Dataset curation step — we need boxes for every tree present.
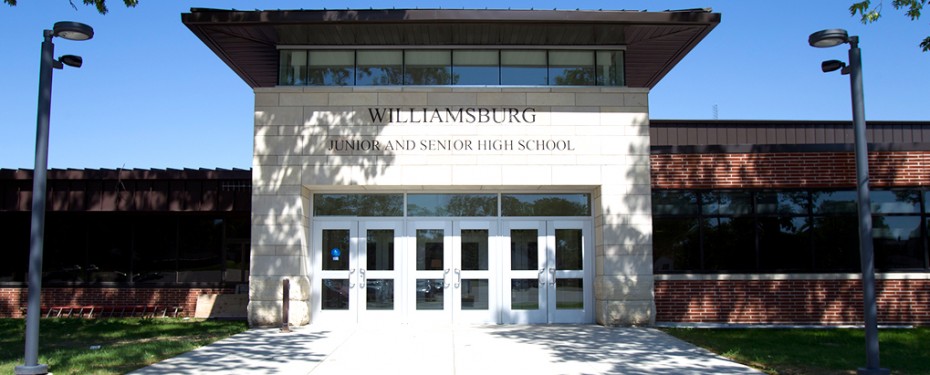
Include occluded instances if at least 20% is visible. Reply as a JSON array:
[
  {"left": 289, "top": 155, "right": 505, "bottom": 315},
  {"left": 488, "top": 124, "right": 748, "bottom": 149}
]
[
  {"left": 850, "top": 0, "right": 930, "bottom": 51},
  {"left": 3, "top": 0, "right": 138, "bottom": 14}
]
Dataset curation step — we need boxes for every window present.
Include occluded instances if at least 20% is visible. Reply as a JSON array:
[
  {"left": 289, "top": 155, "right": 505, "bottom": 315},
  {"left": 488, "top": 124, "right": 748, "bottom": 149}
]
[
  {"left": 501, "top": 193, "right": 590, "bottom": 216},
  {"left": 407, "top": 194, "right": 497, "bottom": 216},
  {"left": 313, "top": 194, "right": 404, "bottom": 216},
  {"left": 314, "top": 193, "right": 591, "bottom": 217},
  {"left": 356, "top": 50, "right": 403, "bottom": 86},
  {"left": 279, "top": 48, "right": 625, "bottom": 86},
  {"left": 652, "top": 189, "right": 930, "bottom": 273}
]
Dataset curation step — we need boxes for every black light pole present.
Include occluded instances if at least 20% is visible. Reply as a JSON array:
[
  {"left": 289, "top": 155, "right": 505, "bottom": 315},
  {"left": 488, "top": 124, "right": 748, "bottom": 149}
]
[
  {"left": 16, "top": 21, "right": 93, "bottom": 375},
  {"left": 808, "top": 29, "right": 888, "bottom": 375}
]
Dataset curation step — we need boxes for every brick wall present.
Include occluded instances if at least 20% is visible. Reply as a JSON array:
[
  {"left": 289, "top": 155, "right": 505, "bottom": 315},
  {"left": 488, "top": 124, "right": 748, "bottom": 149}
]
[
  {"left": 654, "top": 279, "right": 930, "bottom": 325},
  {"left": 650, "top": 151, "right": 930, "bottom": 189},
  {"left": 0, "top": 287, "right": 234, "bottom": 318}
]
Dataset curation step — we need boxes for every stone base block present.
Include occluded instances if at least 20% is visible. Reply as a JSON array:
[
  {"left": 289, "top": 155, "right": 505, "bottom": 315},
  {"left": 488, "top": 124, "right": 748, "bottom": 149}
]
[
  {"left": 248, "top": 299, "right": 311, "bottom": 327},
  {"left": 595, "top": 300, "right": 655, "bottom": 326}
]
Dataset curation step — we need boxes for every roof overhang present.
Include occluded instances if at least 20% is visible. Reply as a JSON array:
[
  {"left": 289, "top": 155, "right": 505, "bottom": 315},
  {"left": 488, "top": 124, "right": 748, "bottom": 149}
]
[{"left": 181, "top": 8, "right": 720, "bottom": 88}]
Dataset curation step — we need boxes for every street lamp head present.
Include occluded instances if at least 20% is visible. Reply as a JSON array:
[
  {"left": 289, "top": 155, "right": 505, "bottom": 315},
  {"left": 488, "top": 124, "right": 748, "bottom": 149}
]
[
  {"left": 59, "top": 55, "right": 83, "bottom": 68},
  {"left": 809, "top": 28, "right": 849, "bottom": 48},
  {"left": 821, "top": 59, "right": 847, "bottom": 73},
  {"left": 52, "top": 21, "right": 94, "bottom": 41}
]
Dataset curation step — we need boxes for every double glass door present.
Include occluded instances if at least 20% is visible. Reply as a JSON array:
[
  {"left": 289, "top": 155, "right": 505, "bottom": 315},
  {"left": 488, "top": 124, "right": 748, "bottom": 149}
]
[{"left": 311, "top": 219, "right": 591, "bottom": 324}]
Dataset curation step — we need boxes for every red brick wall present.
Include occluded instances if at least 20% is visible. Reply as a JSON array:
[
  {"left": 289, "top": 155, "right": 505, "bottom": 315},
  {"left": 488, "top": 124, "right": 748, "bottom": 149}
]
[
  {"left": 655, "top": 279, "right": 930, "bottom": 325},
  {"left": 650, "top": 151, "right": 930, "bottom": 189},
  {"left": 0, "top": 287, "right": 234, "bottom": 318}
]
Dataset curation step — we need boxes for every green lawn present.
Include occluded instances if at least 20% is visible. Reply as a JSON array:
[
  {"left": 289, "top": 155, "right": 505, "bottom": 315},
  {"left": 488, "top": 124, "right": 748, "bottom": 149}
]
[
  {"left": 0, "top": 318, "right": 248, "bottom": 375},
  {"left": 662, "top": 327, "right": 930, "bottom": 375}
]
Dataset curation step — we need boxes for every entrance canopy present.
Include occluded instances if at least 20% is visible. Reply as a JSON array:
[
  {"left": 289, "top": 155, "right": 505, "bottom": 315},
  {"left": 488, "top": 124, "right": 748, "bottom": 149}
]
[{"left": 181, "top": 8, "right": 720, "bottom": 88}]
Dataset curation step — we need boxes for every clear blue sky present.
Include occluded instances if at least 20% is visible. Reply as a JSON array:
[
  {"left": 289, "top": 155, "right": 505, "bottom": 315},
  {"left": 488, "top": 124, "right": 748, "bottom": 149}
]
[{"left": 1, "top": 1, "right": 927, "bottom": 169}]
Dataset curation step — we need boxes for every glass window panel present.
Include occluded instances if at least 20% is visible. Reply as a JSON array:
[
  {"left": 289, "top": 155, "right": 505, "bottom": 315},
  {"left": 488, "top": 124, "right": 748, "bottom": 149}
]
[
  {"left": 322, "top": 279, "right": 349, "bottom": 310},
  {"left": 404, "top": 50, "right": 452, "bottom": 85},
  {"left": 549, "top": 51, "right": 595, "bottom": 86},
  {"left": 874, "top": 215, "right": 924, "bottom": 269},
  {"left": 453, "top": 50, "right": 499, "bottom": 85},
  {"left": 314, "top": 194, "right": 403, "bottom": 216},
  {"left": 555, "top": 229, "right": 583, "bottom": 271},
  {"left": 596, "top": 50, "right": 624, "bottom": 86},
  {"left": 279, "top": 50, "right": 308, "bottom": 85},
  {"left": 702, "top": 191, "right": 752, "bottom": 216},
  {"left": 461, "top": 279, "right": 489, "bottom": 310},
  {"left": 0, "top": 213, "right": 29, "bottom": 282},
  {"left": 758, "top": 217, "right": 812, "bottom": 271},
  {"left": 308, "top": 50, "right": 354, "bottom": 86},
  {"left": 653, "top": 218, "right": 700, "bottom": 272},
  {"left": 407, "top": 193, "right": 497, "bottom": 216},
  {"left": 416, "top": 229, "right": 444, "bottom": 271},
  {"left": 133, "top": 216, "right": 177, "bottom": 284},
  {"left": 555, "top": 279, "right": 584, "bottom": 310},
  {"left": 812, "top": 190, "right": 858, "bottom": 214},
  {"left": 224, "top": 242, "right": 249, "bottom": 283},
  {"left": 501, "top": 50, "right": 547, "bottom": 85},
  {"left": 366, "top": 279, "right": 394, "bottom": 310},
  {"left": 511, "top": 279, "right": 539, "bottom": 310},
  {"left": 702, "top": 217, "right": 756, "bottom": 271},
  {"left": 502, "top": 193, "right": 590, "bottom": 216},
  {"left": 461, "top": 230, "right": 489, "bottom": 270},
  {"left": 756, "top": 191, "right": 809, "bottom": 215},
  {"left": 870, "top": 190, "right": 920, "bottom": 214},
  {"left": 177, "top": 217, "right": 223, "bottom": 283},
  {"left": 322, "top": 229, "right": 350, "bottom": 271},
  {"left": 416, "top": 278, "right": 444, "bottom": 310},
  {"left": 357, "top": 50, "right": 403, "bottom": 85},
  {"left": 652, "top": 190, "right": 699, "bottom": 216},
  {"left": 510, "top": 230, "right": 538, "bottom": 271},
  {"left": 366, "top": 230, "right": 394, "bottom": 271},
  {"left": 87, "top": 216, "right": 132, "bottom": 283},
  {"left": 813, "top": 215, "right": 860, "bottom": 271},
  {"left": 43, "top": 214, "right": 87, "bottom": 283}
]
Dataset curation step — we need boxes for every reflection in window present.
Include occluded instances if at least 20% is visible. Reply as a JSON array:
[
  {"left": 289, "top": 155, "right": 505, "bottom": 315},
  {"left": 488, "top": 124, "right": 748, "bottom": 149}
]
[
  {"left": 549, "top": 51, "right": 595, "bottom": 85},
  {"left": 758, "top": 217, "right": 811, "bottom": 271},
  {"left": 357, "top": 50, "right": 403, "bottom": 85},
  {"left": 407, "top": 193, "right": 497, "bottom": 216},
  {"left": 308, "top": 50, "right": 354, "bottom": 86},
  {"left": 702, "top": 217, "right": 756, "bottom": 271},
  {"left": 555, "top": 229, "right": 583, "bottom": 271},
  {"left": 596, "top": 50, "right": 624, "bottom": 86},
  {"left": 756, "top": 191, "right": 808, "bottom": 215},
  {"left": 279, "top": 50, "right": 307, "bottom": 85},
  {"left": 461, "top": 230, "right": 489, "bottom": 271},
  {"left": 313, "top": 194, "right": 404, "bottom": 216},
  {"left": 702, "top": 191, "right": 752, "bottom": 216},
  {"left": 652, "top": 218, "right": 700, "bottom": 272},
  {"left": 177, "top": 218, "right": 223, "bottom": 283},
  {"left": 367, "top": 230, "right": 394, "bottom": 271},
  {"left": 870, "top": 190, "right": 920, "bottom": 214},
  {"left": 501, "top": 50, "right": 547, "bottom": 85},
  {"left": 510, "top": 230, "right": 538, "bottom": 271},
  {"left": 416, "top": 229, "right": 444, "bottom": 271},
  {"left": 322, "top": 229, "right": 350, "bottom": 271},
  {"left": 874, "top": 215, "right": 923, "bottom": 269},
  {"left": 405, "top": 50, "right": 452, "bottom": 85},
  {"left": 453, "top": 50, "right": 499, "bottom": 85},
  {"left": 653, "top": 190, "right": 698, "bottom": 215},
  {"left": 461, "top": 279, "right": 489, "bottom": 310},
  {"left": 813, "top": 216, "right": 859, "bottom": 271},
  {"left": 502, "top": 194, "right": 590, "bottom": 216},
  {"left": 813, "top": 191, "right": 858, "bottom": 214}
]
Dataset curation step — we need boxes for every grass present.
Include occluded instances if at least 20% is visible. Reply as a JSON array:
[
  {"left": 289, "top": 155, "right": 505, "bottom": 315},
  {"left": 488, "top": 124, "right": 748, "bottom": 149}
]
[
  {"left": 0, "top": 318, "right": 248, "bottom": 374},
  {"left": 661, "top": 327, "right": 930, "bottom": 375}
]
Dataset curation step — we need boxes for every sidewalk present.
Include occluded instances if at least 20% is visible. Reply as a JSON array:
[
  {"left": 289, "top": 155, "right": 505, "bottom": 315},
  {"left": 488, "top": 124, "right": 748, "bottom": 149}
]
[{"left": 130, "top": 324, "right": 764, "bottom": 374}]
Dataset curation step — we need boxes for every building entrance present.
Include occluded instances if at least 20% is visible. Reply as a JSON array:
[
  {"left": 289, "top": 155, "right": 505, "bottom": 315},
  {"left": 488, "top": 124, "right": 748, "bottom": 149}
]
[{"left": 310, "top": 218, "right": 592, "bottom": 324}]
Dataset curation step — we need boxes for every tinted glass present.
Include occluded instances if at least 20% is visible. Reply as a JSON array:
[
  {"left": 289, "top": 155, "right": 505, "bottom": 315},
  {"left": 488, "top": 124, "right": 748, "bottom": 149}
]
[
  {"left": 549, "top": 50, "right": 595, "bottom": 85},
  {"left": 758, "top": 217, "right": 811, "bottom": 271},
  {"left": 501, "top": 50, "right": 547, "bottom": 85},
  {"left": 813, "top": 190, "right": 858, "bottom": 214},
  {"left": 357, "top": 50, "right": 403, "bottom": 85},
  {"left": 511, "top": 279, "right": 539, "bottom": 310},
  {"left": 133, "top": 216, "right": 177, "bottom": 284},
  {"left": 702, "top": 191, "right": 752, "bottom": 216},
  {"left": 874, "top": 215, "right": 924, "bottom": 269},
  {"left": 555, "top": 229, "right": 583, "bottom": 270},
  {"left": 366, "top": 230, "right": 394, "bottom": 271},
  {"left": 461, "top": 229, "right": 489, "bottom": 270},
  {"left": 308, "top": 50, "right": 354, "bottom": 86},
  {"left": 461, "top": 279, "right": 489, "bottom": 310},
  {"left": 502, "top": 194, "right": 590, "bottom": 216},
  {"left": 652, "top": 218, "right": 700, "bottom": 272},
  {"left": 453, "top": 50, "right": 499, "bottom": 85},
  {"left": 322, "top": 229, "right": 350, "bottom": 271},
  {"left": 367, "top": 279, "right": 394, "bottom": 310},
  {"left": 405, "top": 50, "right": 452, "bottom": 85},
  {"left": 43, "top": 214, "right": 87, "bottom": 283},
  {"left": 407, "top": 194, "right": 497, "bottom": 217},
  {"left": 596, "top": 50, "right": 624, "bottom": 86},
  {"left": 652, "top": 190, "right": 698, "bottom": 215},
  {"left": 322, "top": 279, "right": 349, "bottom": 310},
  {"left": 177, "top": 217, "right": 223, "bottom": 282},
  {"left": 870, "top": 190, "right": 920, "bottom": 214},
  {"left": 86, "top": 216, "right": 132, "bottom": 283},
  {"left": 510, "top": 230, "right": 538, "bottom": 271},
  {"left": 702, "top": 217, "right": 756, "bottom": 271},
  {"left": 813, "top": 215, "right": 860, "bottom": 271},
  {"left": 756, "top": 191, "right": 808, "bottom": 215},
  {"left": 555, "top": 279, "right": 584, "bottom": 309},
  {"left": 279, "top": 50, "right": 307, "bottom": 85},
  {"left": 0, "top": 213, "right": 28, "bottom": 282},
  {"left": 416, "top": 279, "right": 444, "bottom": 310},
  {"left": 416, "top": 229, "right": 444, "bottom": 271}
]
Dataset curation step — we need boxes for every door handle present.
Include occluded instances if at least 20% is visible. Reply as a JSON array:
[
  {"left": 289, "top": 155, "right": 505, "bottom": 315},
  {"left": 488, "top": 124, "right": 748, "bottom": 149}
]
[
  {"left": 538, "top": 268, "right": 545, "bottom": 285},
  {"left": 360, "top": 268, "right": 366, "bottom": 287},
  {"left": 454, "top": 268, "right": 461, "bottom": 288},
  {"left": 549, "top": 267, "right": 555, "bottom": 286},
  {"left": 348, "top": 268, "right": 356, "bottom": 288},
  {"left": 443, "top": 268, "right": 451, "bottom": 288}
]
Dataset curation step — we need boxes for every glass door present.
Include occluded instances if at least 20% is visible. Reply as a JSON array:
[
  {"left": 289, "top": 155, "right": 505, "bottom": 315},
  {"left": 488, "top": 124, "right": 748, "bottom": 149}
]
[
  {"left": 407, "top": 220, "right": 453, "bottom": 323},
  {"left": 312, "top": 221, "right": 358, "bottom": 325},
  {"left": 501, "top": 220, "right": 593, "bottom": 323},
  {"left": 358, "top": 221, "right": 404, "bottom": 324},
  {"left": 452, "top": 220, "right": 498, "bottom": 324}
]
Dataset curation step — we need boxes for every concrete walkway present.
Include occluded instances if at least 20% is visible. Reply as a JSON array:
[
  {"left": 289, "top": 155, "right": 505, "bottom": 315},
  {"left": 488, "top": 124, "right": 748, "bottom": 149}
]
[{"left": 130, "top": 325, "right": 764, "bottom": 375}]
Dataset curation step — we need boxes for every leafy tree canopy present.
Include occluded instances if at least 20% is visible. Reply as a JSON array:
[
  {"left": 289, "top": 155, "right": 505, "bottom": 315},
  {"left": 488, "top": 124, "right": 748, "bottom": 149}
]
[
  {"left": 850, "top": 0, "right": 930, "bottom": 51},
  {"left": 3, "top": 0, "right": 138, "bottom": 14}
]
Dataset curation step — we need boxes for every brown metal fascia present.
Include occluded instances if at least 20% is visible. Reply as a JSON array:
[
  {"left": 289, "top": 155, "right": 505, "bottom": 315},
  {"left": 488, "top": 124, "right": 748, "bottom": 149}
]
[{"left": 641, "top": 14, "right": 720, "bottom": 88}]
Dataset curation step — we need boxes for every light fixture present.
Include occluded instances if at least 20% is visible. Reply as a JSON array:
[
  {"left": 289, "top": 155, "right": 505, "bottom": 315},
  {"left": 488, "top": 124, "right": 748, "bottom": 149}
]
[
  {"left": 808, "top": 28, "right": 849, "bottom": 48},
  {"left": 52, "top": 21, "right": 95, "bottom": 41},
  {"left": 821, "top": 59, "right": 847, "bottom": 73},
  {"left": 59, "top": 55, "right": 83, "bottom": 68}
]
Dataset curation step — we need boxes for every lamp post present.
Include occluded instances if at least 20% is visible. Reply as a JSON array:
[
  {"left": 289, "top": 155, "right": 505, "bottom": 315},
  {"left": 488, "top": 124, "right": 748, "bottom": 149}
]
[
  {"left": 15, "top": 21, "right": 94, "bottom": 375},
  {"left": 808, "top": 29, "right": 888, "bottom": 375}
]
